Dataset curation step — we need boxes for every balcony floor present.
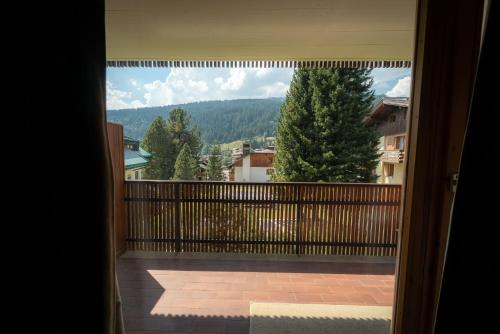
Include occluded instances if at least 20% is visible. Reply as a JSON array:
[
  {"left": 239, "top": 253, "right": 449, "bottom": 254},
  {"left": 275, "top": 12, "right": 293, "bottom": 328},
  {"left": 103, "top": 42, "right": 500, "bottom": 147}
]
[{"left": 118, "top": 253, "right": 395, "bottom": 334}]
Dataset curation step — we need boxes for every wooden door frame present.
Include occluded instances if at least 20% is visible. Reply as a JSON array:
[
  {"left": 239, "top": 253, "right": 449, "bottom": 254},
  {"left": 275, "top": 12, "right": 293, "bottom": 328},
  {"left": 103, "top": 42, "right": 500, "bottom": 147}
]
[{"left": 392, "top": 0, "right": 484, "bottom": 333}]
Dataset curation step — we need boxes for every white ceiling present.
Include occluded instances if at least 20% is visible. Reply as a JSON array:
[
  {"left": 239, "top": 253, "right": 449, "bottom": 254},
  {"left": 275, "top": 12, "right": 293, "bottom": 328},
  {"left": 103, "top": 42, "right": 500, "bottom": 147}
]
[{"left": 106, "top": 0, "right": 416, "bottom": 61}]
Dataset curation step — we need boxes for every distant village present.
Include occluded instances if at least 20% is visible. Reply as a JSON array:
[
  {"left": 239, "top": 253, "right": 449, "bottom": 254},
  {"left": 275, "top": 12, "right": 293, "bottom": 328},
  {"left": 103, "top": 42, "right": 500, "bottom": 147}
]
[{"left": 123, "top": 96, "right": 408, "bottom": 185}]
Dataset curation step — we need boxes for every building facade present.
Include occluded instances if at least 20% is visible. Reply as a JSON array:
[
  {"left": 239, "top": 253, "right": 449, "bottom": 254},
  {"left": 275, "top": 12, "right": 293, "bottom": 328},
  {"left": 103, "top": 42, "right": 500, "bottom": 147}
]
[
  {"left": 228, "top": 143, "right": 275, "bottom": 182},
  {"left": 366, "top": 97, "right": 408, "bottom": 184},
  {"left": 124, "top": 136, "right": 151, "bottom": 180}
]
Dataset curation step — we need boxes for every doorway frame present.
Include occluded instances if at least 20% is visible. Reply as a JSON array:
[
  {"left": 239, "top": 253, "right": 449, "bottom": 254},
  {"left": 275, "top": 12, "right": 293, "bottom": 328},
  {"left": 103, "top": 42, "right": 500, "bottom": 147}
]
[{"left": 393, "top": 0, "right": 484, "bottom": 333}]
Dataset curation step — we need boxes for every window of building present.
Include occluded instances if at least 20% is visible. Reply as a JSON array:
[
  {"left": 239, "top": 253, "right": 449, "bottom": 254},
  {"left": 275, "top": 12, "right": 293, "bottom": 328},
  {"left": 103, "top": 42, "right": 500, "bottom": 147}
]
[
  {"left": 389, "top": 114, "right": 396, "bottom": 123},
  {"left": 134, "top": 170, "right": 139, "bottom": 179},
  {"left": 385, "top": 136, "right": 396, "bottom": 150},
  {"left": 127, "top": 174, "right": 132, "bottom": 180},
  {"left": 383, "top": 163, "right": 395, "bottom": 177},
  {"left": 396, "top": 135, "right": 405, "bottom": 150},
  {"left": 266, "top": 168, "right": 275, "bottom": 175}
]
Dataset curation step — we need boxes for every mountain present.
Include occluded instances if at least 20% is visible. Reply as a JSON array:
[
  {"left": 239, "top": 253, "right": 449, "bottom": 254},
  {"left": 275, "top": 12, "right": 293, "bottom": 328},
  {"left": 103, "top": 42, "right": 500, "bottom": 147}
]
[{"left": 107, "top": 98, "right": 284, "bottom": 145}]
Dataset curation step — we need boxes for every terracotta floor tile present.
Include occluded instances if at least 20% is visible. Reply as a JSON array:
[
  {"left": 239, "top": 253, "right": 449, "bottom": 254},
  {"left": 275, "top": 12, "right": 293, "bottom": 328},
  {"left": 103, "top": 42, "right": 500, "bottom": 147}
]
[
  {"left": 293, "top": 292, "right": 325, "bottom": 303},
  {"left": 118, "top": 256, "right": 395, "bottom": 334},
  {"left": 320, "top": 292, "right": 351, "bottom": 304}
]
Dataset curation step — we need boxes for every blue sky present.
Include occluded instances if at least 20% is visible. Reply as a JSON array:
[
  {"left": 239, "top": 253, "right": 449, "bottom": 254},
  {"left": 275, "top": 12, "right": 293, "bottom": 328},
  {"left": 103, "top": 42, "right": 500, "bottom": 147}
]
[{"left": 106, "top": 67, "right": 411, "bottom": 110}]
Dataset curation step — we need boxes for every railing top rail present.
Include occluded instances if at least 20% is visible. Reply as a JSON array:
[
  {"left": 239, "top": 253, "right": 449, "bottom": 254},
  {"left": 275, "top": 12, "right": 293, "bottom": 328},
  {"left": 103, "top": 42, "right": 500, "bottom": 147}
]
[{"left": 124, "top": 180, "right": 402, "bottom": 187}]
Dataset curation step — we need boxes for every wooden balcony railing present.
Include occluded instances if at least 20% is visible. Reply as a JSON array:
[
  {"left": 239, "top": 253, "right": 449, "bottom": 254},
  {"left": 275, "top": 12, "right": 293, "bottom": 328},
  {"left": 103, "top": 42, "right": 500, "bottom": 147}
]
[
  {"left": 380, "top": 149, "right": 405, "bottom": 163},
  {"left": 124, "top": 181, "right": 401, "bottom": 256}
]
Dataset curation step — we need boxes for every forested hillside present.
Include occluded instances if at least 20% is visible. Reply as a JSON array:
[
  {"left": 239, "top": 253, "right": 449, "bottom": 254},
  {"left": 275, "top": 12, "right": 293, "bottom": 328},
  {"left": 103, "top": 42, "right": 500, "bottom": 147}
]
[{"left": 107, "top": 98, "right": 283, "bottom": 144}]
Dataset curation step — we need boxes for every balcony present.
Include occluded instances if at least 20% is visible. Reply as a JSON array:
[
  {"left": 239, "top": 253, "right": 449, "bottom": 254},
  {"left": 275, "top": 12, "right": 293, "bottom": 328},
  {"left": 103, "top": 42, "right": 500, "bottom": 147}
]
[
  {"left": 117, "top": 181, "right": 401, "bottom": 333},
  {"left": 123, "top": 181, "right": 401, "bottom": 256},
  {"left": 379, "top": 149, "right": 405, "bottom": 163}
]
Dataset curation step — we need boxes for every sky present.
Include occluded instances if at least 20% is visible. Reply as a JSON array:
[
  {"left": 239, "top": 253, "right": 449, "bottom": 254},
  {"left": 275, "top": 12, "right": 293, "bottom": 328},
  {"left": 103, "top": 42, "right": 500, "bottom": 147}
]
[{"left": 106, "top": 67, "right": 411, "bottom": 110}]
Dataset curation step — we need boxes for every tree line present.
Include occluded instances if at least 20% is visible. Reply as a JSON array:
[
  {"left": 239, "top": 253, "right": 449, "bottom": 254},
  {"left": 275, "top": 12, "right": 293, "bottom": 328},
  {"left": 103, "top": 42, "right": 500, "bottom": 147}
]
[
  {"left": 107, "top": 98, "right": 282, "bottom": 144},
  {"left": 141, "top": 108, "right": 224, "bottom": 180}
]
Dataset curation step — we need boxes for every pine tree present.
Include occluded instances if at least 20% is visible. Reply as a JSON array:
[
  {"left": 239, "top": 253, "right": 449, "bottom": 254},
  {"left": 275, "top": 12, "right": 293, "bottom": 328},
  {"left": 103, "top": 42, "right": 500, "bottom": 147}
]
[
  {"left": 167, "top": 108, "right": 202, "bottom": 161},
  {"left": 141, "top": 116, "right": 175, "bottom": 179},
  {"left": 173, "top": 143, "right": 197, "bottom": 180},
  {"left": 274, "top": 68, "right": 379, "bottom": 182},
  {"left": 273, "top": 69, "right": 322, "bottom": 181},
  {"left": 206, "top": 144, "right": 225, "bottom": 181}
]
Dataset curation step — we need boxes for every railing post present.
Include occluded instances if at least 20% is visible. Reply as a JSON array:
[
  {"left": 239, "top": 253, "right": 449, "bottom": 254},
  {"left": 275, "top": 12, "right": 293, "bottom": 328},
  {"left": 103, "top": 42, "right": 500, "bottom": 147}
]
[
  {"left": 295, "top": 184, "right": 302, "bottom": 255},
  {"left": 175, "top": 182, "right": 181, "bottom": 252}
]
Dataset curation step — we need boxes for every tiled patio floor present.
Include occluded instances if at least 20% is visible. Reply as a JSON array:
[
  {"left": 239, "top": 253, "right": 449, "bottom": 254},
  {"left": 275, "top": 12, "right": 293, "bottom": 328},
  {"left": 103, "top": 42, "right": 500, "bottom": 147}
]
[{"left": 117, "top": 254, "right": 395, "bottom": 334}]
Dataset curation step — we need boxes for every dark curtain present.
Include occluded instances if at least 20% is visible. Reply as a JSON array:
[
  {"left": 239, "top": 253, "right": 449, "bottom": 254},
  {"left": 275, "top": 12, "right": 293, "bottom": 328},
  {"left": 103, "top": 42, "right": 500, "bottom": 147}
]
[
  {"left": 11, "top": 0, "right": 124, "bottom": 332},
  {"left": 435, "top": 1, "right": 498, "bottom": 333}
]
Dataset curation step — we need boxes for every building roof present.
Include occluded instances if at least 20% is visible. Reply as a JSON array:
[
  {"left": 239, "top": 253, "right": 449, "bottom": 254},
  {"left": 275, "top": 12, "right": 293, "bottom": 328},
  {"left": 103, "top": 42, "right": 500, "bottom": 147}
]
[
  {"left": 124, "top": 135, "right": 140, "bottom": 145},
  {"left": 252, "top": 148, "right": 276, "bottom": 154},
  {"left": 366, "top": 97, "right": 409, "bottom": 125},
  {"left": 125, "top": 149, "right": 150, "bottom": 169},
  {"left": 232, "top": 147, "right": 276, "bottom": 156},
  {"left": 138, "top": 147, "right": 152, "bottom": 158},
  {"left": 123, "top": 135, "right": 152, "bottom": 169},
  {"left": 379, "top": 96, "right": 409, "bottom": 107}
]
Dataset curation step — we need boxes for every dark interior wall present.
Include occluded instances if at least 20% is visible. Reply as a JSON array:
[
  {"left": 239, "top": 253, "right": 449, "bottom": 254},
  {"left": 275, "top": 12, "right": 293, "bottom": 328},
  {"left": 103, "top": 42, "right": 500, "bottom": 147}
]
[
  {"left": 11, "top": 0, "right": 115, "bottom": 332},
  {"left": 435, "top": 1, "right": 498, "bottom": 333}
]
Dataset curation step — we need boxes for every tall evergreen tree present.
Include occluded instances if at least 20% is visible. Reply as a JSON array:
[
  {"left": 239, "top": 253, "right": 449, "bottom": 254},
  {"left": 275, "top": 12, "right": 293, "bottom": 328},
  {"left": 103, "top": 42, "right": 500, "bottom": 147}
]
[
  {"left": 167, "top": 108, "right": 202, "bottom": 160},
  {"left": 273, "top": 69, "right": 322, "bottom": 181},
  {"left": 206, "top": 144, "right": 225, "bottom": 181},
  {"left": 274, "top": 68, "right": 379, "bottom": 182},
  {"left": 173, "top": 143, "right": 197, "bottom": 180},
  {"left": 141, "top": 116, "right": 175, "bottom": 179}
]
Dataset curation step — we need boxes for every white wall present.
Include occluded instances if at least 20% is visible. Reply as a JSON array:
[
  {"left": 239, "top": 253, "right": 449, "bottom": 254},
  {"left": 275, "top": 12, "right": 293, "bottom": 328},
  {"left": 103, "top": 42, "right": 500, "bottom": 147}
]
[
  {"left": 125, "top": 168, "right": 143, "bottom": 180},
  {"left": 232, "top": 160, "right": 274, "bottom": 182},
  {"left": 250, "top": 167, "right": 272, "bottom": 182},
  {"left": 242, "top": 155, "right": 251, "bottom": 181},
  {"left": 377, "top": 162, "right": 404, "bottom": 184},
  {"left": 393, "top": 163, "right": 405, "bottom": 184},
  {"left": 234, "top": 166, "right": 243, "bottom": 181}
]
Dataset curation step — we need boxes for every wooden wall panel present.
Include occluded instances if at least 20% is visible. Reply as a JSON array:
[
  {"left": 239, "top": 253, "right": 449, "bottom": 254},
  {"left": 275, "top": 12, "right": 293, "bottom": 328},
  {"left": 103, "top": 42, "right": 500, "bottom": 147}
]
[
  {"left": 250, "top": 153, "right": 274, "bottom": 167},
  {"left": 106, "top": 122, "right": 127, "bottom": 256}
]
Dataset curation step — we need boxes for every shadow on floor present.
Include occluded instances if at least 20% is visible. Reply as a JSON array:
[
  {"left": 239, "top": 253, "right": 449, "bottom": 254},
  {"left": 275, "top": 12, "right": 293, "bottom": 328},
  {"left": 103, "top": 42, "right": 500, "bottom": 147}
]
[
  {"left": 251, "top": 315, "right": 390, "bottom": 334},
  {"left": 124, "top": 313, "right": 391, "bottom": 334},
  {"left": 118, "top": 257, "right": 395, "bottom": 275}
]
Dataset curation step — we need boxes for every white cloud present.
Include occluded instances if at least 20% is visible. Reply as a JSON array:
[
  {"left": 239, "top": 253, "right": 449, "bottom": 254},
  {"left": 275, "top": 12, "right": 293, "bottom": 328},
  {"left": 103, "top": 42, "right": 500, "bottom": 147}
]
[
  {"left": 106, "top": 81, "right": 146, "bottom": 109},
  {"left": 218, "top": 69, "right": 247, "bottom": 91},
  {"left": 257, "top": 81, "right": 289, "bottom": 97},
  {"left": 129, "top": 100, "right": 146, "bottom": 108},
  {"left": 256, "top": 68, "right": 272, "bottom": 78},
  {"left": 143, "top": 79, "right": 175, "bottom": 107},
  {"left": 125, "top": 67, "right": 294, "bottom": 108},
  {"left": 386, "top": 76, "right": 411, "bottom": 97},
  {"left": 106, "top": 81, "right": 138, "bottom": 109}
]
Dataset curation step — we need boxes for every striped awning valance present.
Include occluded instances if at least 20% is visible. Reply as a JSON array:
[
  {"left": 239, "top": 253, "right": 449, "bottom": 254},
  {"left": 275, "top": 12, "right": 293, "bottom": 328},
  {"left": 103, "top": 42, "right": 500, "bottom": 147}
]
[
  {"left": 106, "top": 60, "right": 412, "bottom": 68},
  {"left": 106, "top": 0, "right": 416, "bottom": 68}
]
